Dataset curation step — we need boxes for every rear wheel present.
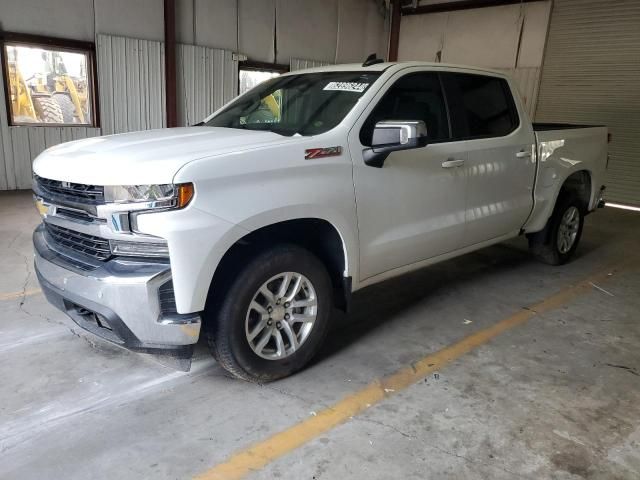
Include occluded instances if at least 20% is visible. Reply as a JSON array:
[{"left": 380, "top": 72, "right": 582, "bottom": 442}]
[
  {"left": 528, "top": 192, "right": 585, "bottom": 265},
  {"left": 32, "top": 96, "right": 64, "bottom": 123},
  {"left": 206, "top": 244, "right": 332, "bottom": 382}
]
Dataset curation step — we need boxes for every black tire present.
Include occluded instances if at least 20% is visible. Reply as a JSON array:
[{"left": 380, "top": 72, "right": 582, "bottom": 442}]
[
  {"left": 32, "top": 96, "right": 64, "bottom": 123},
  {"left": 528, "top": 192, "right": 585, "bottom": 265},
  {"left": 52, "top": 93, "right": 77, "bottom": 123},
  {"left": 206, "top": 244, "right": 333, "bottom": 382}
]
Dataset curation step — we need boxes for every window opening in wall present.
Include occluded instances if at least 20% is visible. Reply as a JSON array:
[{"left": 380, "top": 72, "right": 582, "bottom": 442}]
[
  {"left": 1, "top": 34, "right": 98, "bottom": 127},
  {"left": 238, "top": 61, "right": 289, "bottom": 96}
]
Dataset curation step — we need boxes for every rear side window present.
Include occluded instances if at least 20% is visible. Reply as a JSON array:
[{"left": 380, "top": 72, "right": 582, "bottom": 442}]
[
  {"left": 360, "top": 72, "right": 449, "bottom": 146},
  {"left": 442, "top": 73, "right": 519, "bottom": 139}
]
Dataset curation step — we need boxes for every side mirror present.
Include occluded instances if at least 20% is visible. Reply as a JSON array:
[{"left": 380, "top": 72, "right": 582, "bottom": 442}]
[{"left": 363, "top": 120, "right": 428, "bottom": 168}]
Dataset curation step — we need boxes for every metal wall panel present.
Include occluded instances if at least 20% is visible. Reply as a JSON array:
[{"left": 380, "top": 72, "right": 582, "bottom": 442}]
[
  {"left": 176, "top": 44, "right": 238, "bottom": 126},
  {"left": 289, "top": 58, "right": 333, "bottom": 71},
  {"left": 97, "top": 34, "right": 166, "bottom": 135},
  {"left": 536, "top": 0, "right": 640, "bottom": 205},
  {"left": 8, "top": 127, "right": 100, "bottom": 189},
  {"left": 495, "top": 67, "right": 541, "bottom": 120},
  {"left": 0, "top": 81, "right": 12, "bottom": 190}
]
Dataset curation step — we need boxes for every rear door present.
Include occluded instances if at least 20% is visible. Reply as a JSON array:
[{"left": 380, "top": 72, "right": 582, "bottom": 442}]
[
  {"left": 441, "top": 73, "right": 536, "bottom": 246},
  {"left": 349, "top": 69, "right": 468, "bottom": 281}
]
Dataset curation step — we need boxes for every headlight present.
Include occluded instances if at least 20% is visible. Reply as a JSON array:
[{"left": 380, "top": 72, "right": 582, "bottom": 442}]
[{"left": 104, "top": 183, "right": 194, "bottom": 209}]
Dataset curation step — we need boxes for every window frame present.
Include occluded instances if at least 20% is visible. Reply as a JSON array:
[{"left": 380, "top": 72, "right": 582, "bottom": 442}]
[
  {"left": 359, "top": 70, "right": 453, "bottom": 147},
  {"left": 238, "top": 60, "right": 289, "bottom": 96},
  {"left": 440, "top": 71, "right": 520, "bottom": 141},
  {"left": 0, "top": 31, "right": 100, "bottom": 128},
  {"left": 359, "top": 69, "right": 521, "bottom": 147}
]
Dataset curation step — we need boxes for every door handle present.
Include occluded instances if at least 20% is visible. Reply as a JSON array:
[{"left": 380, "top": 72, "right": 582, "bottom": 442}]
[
  {"left": 516, "top": 150, "right": 531, "bottom": 158},
  {"left": 441, "top": 159, "right": 465, "bottom": 168}
]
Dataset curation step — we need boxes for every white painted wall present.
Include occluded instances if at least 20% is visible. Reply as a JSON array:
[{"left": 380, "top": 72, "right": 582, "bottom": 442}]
[
  {"left": 398, "top": 2, "right": 550, "bottom": 67},
  {"left": 94, "top": 0, "right": 165, "bottom": 41},
  {"left": 0, "top": 0, "right": 166, "bottom": 41},
  {"left": 0, "top": 0, "right": 95, "bottom": 41},
  {"left": 175, "top": 0, "right": 387, "bottom": 64},
  {"left": 336, "top": 0, "right": 388, "bottom": 63},
  {"left": 398, "top": 1, "right": 551, "bottom": 116}
]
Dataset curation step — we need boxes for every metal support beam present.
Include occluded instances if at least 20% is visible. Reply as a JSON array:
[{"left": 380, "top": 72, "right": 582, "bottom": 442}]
[
  {"left": 388, "top": 0, "right": 402, "bottom": 62},
  {"left": 402, "top": 0, "right": 546, "bottom": 16},
  {"left": 164, "top": 0, "right": 177, "bottom": 127}
]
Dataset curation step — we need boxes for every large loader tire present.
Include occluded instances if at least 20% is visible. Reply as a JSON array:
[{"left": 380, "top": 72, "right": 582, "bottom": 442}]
[
  {"left": 32, "top": 96, "right": 64, "bottom": 123},
  {"left": 52, "top": 93, "right": 77, "bottom": 123}
]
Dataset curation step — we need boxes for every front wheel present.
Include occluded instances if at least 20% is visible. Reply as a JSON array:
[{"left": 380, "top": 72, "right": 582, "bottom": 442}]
[
  {"left": 528, "top": 192, "right": 585, "bottom": 265},
  {"left": 206, "top": 244, "right": 333, "bottom": 382}
]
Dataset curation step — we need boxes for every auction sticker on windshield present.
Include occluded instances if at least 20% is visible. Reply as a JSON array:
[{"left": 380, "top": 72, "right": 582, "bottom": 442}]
[{"left": 323, "top": 82, "right": 369, "bottom": 93}]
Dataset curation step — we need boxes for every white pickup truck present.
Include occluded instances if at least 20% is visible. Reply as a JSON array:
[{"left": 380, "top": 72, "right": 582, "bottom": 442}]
[{"left": 32, "top": 61, "right": 608, "bottom": 381}]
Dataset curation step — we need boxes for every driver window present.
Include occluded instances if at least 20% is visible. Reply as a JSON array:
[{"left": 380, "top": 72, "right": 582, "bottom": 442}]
[{"left": 360, "top": 72, "right": 450, "bottom": 146}]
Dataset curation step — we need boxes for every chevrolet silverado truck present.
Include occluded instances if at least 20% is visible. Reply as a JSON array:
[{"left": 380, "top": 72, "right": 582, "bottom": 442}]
[{"left": 32, "top": 61, "right": 608, "bottom": 381}]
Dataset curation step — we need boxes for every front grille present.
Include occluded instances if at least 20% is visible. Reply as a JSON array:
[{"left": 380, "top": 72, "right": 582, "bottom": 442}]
[
  {"left": 35, "top": 175, "right": 104, "bottom": 204},
  {"left": 44, "top": 222, "right": 112, "bottom": 261}
]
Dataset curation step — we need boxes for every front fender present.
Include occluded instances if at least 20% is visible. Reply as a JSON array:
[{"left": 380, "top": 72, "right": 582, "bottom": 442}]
[
  {"left": 135, "top": 205, "right": 250, "bottom": 314},
  {"left": 238, "top": 206, "right": 358, "bottom": 281}
]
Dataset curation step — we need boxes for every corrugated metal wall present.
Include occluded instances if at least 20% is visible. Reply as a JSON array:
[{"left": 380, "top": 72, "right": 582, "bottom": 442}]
[
  {"left": 289, "top": 58, "right": 333, "bottom": 71},
  {"left": 97, "top": 34, "right": 166, "bottom": 135},
  {"left": 536, "top": 0, "right": 640, "bottom": 205},
  {"left": 0, "top": 72, "right": 100, "bottom": 190},
  {"left": 176, "top": 45, "right": 238, "bottom": 126},
  {"left": 8, "top": 127, "right": 100, "bottom": 189}
]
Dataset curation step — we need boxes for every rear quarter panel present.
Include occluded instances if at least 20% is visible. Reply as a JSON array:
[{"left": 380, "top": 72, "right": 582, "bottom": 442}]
[{"left": 524, "top": 126, "right": 608, "bottom": 232}]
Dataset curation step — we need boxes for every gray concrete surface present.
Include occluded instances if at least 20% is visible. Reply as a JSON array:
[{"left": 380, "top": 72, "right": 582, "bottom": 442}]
[{"left": 0, "top": 190, "right": 639, "bottom": 480}]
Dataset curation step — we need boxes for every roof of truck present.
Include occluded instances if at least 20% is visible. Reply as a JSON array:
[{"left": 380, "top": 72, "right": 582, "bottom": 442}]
[{"left": 285, "top": 61, "right": 508, "bottom": 77}]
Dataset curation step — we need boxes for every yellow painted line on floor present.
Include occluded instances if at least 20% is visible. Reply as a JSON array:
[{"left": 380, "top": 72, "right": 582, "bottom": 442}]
[
  {"left": 195, "top": 262, "right": 629, "bottom": 480},
  {"left": 0, "top": 288, "right": 42, "bottom": 302}
]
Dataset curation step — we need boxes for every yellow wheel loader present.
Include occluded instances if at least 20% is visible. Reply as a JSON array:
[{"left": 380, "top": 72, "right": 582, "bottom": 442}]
[
  {"left": 48, "top": 51, "right": 88, "bottom": 124},
  {"left": 7, "top": 47, "right": 89, "bottom": 124},
  {"left": 7, "top": 49, "right": 64, "bottom": 124}
]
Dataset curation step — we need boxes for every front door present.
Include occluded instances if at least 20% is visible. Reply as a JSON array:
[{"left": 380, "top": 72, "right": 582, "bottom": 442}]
[{"left": 349, "top": 70, "right": 468, "bottom": 281}]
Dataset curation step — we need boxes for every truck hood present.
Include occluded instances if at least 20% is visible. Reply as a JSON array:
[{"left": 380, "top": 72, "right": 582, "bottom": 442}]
[{"left": 32, "top": 127, "right": 290, "bottom": 185}]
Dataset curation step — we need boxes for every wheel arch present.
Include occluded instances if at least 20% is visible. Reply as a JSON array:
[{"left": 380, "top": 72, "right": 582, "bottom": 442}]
[
  {"left": 525, "top": 167, "right": 593, "bottom": 233},
  {"left": 560, "top": 169, "right": 592, "bottom": 210},
  {"left": 204, "top": 217, "right": 354, "bottom": 320}
]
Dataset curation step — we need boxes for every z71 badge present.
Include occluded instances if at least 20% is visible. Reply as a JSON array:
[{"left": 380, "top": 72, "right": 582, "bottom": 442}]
[{"left": 304, "top": 146, "right": 343, "bottom": 160}]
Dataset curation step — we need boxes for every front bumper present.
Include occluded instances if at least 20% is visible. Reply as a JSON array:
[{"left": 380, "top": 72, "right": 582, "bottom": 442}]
[{"left": 33, "top": 226, "right": 201, "bottom": 358}]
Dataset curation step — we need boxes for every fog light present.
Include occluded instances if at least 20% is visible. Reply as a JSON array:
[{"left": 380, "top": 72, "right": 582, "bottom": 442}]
[{"left": 110, "top": 240, "right": 169, "bottom": 257}]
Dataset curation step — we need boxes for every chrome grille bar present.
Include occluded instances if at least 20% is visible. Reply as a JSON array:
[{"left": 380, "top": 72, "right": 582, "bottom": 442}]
[
  {"left": 35, "top": 175, "right": 105, "bottom": 204},
  {"left": 44, "top": 222, "right": 112, "bottom": 261}
]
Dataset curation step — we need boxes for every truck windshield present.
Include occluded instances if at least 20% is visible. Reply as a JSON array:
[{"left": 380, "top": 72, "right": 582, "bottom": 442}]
[{"left": 204, "top": 72, "right": 381, "bottom": 136}]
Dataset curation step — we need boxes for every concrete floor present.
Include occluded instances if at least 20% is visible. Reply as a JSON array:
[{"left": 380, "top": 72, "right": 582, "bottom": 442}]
[{"left": 1, "top": 190, "right": 639, "bottom": 480}]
